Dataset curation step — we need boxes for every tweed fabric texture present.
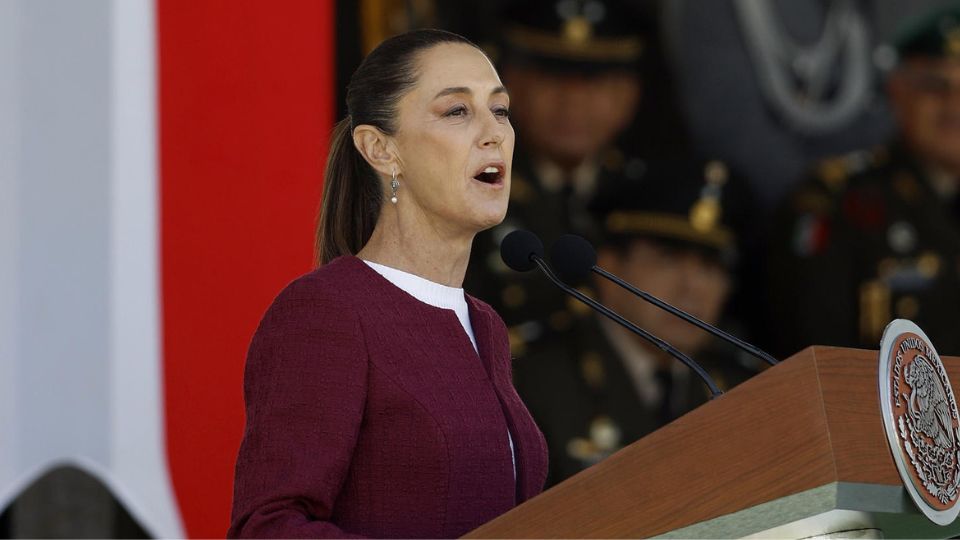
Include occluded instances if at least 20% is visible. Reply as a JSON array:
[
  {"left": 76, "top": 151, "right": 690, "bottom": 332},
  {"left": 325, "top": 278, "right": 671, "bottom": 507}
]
[{"left": 228, "top": 256, "right": 548, "bottom": 538}]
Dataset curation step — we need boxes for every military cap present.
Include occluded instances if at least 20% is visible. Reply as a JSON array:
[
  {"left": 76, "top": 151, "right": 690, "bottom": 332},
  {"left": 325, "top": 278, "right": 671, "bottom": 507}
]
[
  {"left": 498, "top": 0, "right": 646, "bottom": 73},
  {"left": 589, "top": 157, "right": 743, "bottom": 262},
  {"left": 894, "top": 4, "right": 960, "bottom": 61}
]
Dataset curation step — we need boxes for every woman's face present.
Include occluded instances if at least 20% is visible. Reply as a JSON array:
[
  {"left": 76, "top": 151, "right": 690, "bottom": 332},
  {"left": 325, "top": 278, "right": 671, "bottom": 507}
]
[{"left": 391, "top": 43, "right": 514, "bottom": 236}]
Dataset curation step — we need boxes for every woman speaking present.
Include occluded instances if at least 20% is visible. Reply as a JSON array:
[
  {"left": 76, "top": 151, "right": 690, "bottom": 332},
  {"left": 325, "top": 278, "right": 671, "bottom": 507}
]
[{"left": 227, "top": 29, "right": 548, "bottom": 538}]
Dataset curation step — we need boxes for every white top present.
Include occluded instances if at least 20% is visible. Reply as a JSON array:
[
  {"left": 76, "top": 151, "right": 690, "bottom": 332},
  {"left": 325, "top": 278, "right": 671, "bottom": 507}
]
[{"left": 361, "top": 260, "right": 516, "bottom": 478}]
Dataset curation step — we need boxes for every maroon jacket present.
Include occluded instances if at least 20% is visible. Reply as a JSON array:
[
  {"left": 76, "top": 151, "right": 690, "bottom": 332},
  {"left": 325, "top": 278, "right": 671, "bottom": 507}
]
[{"left": 228, "top": 256, "right": 548, "bottom": 538}]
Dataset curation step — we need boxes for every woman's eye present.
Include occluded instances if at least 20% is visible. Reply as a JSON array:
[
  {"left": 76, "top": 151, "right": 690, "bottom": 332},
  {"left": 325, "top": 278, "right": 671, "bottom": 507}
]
[
  {"left": 493, "top": 107, "right": 511, "bottom": 118},
  {"left": 444, "top": 106, "right": 468, "bottom": 117}
]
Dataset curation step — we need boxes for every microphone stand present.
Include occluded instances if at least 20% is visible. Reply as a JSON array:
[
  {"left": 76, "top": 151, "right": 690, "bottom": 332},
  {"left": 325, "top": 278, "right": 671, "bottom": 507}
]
[
  {"left": 531, "top": 256, "right": 723, "bottom": 398},
  {"left": 592, "top": 266, "right": 779, "bottom": 366}
]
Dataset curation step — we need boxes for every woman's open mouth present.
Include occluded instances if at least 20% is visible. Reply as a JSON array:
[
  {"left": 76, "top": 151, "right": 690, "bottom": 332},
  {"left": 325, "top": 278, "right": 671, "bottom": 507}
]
[{"left": 472, "top": 163, "right": 505, "bottom": 186}]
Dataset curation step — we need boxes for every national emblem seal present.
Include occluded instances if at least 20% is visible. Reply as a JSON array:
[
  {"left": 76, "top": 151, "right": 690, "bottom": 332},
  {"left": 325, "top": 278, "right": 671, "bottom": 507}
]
[{"left": 879, "top": 319, "right": 960, "bottom": 525}]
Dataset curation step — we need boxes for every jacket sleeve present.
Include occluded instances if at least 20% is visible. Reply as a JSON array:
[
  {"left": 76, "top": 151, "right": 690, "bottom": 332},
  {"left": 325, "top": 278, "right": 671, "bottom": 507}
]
[{"left": 228, "top": 282, "right": 368, "bottom": 539}]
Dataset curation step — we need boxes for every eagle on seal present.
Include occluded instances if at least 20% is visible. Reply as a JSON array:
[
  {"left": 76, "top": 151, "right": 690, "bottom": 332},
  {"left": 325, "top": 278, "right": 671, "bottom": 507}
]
[{"left": 905, "top": 355, "right": 955, "bottom": 449}]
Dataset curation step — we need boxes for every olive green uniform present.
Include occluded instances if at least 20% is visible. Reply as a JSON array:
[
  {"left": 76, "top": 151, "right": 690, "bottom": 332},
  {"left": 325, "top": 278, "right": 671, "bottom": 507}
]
[
  {"left": 767, "top": 143, "right": 960, "bottom": 356},
  {"left": 513, "top": 316, "right": 757, "bottom": 487},
  {"left": 498, "top": 155, "right": 761, "bottom": 486}
]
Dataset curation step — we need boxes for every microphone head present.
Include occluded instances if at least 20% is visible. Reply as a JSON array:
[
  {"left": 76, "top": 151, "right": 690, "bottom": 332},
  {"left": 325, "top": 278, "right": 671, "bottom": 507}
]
[
  {"left": 550, "top": 234, "right": 597, "bottom": 282},
  {"left": 500, "top": 229, "right": 544, "bottom": 272}
]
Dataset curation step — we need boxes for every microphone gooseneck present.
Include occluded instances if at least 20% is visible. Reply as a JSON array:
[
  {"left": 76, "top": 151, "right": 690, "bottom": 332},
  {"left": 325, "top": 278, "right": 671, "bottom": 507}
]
[
  {"left": 551, "top": 234, "right": 779, "bottom": 366},
  {"left": 500, "top": 230, "right": 722, "bottom": 398},
  {"left": 530, "top": 256, "right": 722, "bottom": 398}
]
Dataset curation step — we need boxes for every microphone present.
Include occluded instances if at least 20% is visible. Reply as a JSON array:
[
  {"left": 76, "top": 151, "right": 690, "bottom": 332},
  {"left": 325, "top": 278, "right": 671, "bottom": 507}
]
[
  {"left": 550, "top": 234, "right": 778, "bottom": 366},
  {"left": 500, "top": 230, "right": 723, "bottom": 398},
  {"left": 500, "top": 229, "right": 544, "bottom": 272}
]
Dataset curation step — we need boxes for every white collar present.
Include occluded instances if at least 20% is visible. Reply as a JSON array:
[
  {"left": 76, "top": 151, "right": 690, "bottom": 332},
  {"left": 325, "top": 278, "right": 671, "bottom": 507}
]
[{"left": 362, "top": 260, "right": 466, "bottom": 310}]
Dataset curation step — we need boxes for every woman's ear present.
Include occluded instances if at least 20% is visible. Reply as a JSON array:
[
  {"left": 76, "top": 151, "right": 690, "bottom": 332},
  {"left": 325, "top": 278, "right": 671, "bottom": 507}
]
[{"left": 353, "top": 124, "right": 398, "bottom": 177}]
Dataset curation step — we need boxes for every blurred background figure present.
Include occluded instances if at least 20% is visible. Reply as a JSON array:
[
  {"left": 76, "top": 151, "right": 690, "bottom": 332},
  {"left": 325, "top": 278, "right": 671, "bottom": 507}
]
[
  {"left": 767, "top": 4, "right": 960, "bottom": 357},
  {"left": 513, "top": 157, "right": 761, "bottom": 486},
  {"left": 465, "top": 0, "right": 651, "bottom": 358}
]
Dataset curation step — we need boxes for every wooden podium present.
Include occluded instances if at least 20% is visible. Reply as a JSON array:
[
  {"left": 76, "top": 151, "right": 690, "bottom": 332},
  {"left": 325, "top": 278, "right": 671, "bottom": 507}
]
[{"left": 466, "top": 346, "right": 960, "bottom": 538}]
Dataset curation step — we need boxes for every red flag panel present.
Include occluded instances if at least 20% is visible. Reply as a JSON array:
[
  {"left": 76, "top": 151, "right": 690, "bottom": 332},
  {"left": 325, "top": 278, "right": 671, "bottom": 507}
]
[{"left": 157, "top": 1, "right": 335, "bottom": 536}]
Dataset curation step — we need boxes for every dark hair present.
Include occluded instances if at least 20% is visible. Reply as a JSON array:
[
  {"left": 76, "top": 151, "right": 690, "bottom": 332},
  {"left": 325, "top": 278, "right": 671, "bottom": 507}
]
[{"left": 315, "top": 29, "right": 482, "bottom": 265}]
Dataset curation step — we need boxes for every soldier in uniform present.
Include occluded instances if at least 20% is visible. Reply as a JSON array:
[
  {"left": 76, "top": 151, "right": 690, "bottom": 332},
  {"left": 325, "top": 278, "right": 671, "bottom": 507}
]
[
  {"left": 465, "top": 0, "right": 648, "bottom": 357},
  {"left": 767, "top": 5, "right": 960, "bottom": 357},
  {"left": 513, "top": 157, "right": 761, "bottom": 486}
]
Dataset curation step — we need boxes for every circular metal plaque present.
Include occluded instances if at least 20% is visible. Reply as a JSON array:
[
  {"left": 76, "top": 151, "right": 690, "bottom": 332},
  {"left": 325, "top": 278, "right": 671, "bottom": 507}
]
[{"left": 879, "top": 319, "right": 960, "bottom": 525}]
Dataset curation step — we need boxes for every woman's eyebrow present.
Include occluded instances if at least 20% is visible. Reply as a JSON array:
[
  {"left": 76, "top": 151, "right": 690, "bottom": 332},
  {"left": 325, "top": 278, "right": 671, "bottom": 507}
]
[
  {"left": 434, "top": 87, "right": 471, "bottom": 99},
  {"left": 433, "top": 86, "right": 509, "bottom": 99}
]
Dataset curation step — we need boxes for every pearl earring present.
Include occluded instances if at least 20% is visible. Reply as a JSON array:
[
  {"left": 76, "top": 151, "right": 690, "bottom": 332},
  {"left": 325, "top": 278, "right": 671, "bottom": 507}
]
[{"left": 390, "top": 170, "right": 399, "bottom": 204}]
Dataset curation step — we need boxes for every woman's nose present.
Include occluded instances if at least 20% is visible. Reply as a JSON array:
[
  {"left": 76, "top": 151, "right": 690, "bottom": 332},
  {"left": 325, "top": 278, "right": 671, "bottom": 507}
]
[
  {"left": 480, "top": 113, "right": 507, "bottom": 147},
  {"left": 483, "top": 131, "right": 504, "bottom": 147}
]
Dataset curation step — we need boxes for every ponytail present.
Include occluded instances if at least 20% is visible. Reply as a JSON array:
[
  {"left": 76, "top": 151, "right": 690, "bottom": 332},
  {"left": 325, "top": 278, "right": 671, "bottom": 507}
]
[{"left": 315, "top": 117, "right": 382, "bottom": 266}]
